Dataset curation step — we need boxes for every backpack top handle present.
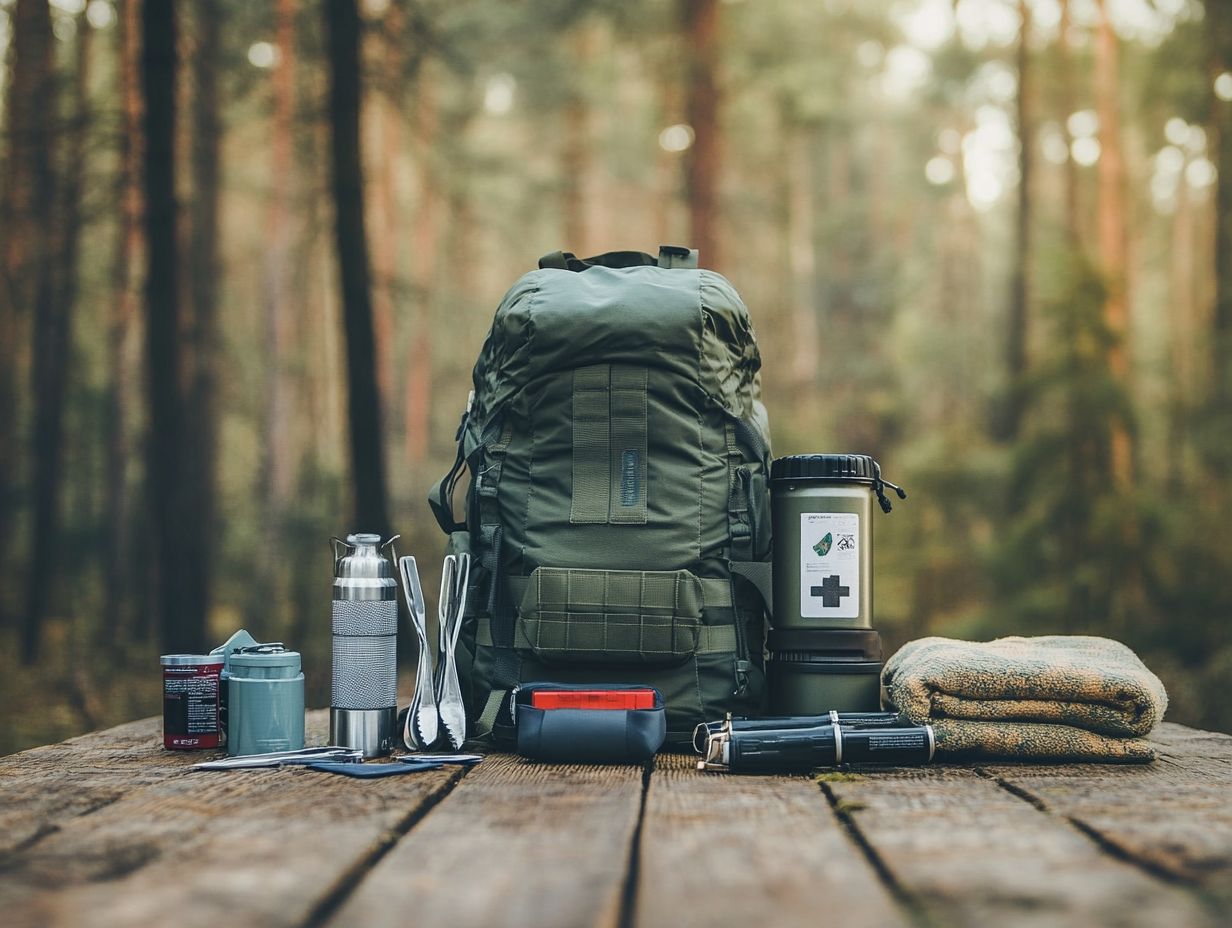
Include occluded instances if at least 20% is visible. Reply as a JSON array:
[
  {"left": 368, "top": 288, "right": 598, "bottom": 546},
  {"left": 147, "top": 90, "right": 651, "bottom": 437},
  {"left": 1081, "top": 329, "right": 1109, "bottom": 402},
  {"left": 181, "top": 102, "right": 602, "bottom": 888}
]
[{"left": 538, "top": 245, "right": 698, "bottom": 272}]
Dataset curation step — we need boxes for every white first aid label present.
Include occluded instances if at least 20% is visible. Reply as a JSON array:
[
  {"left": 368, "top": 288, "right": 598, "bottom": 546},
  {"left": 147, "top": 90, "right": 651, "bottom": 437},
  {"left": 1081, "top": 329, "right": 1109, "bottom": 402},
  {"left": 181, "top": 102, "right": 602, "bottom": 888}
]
[{"left": 799, "top": 512, "right": 859, "bottom": 619}]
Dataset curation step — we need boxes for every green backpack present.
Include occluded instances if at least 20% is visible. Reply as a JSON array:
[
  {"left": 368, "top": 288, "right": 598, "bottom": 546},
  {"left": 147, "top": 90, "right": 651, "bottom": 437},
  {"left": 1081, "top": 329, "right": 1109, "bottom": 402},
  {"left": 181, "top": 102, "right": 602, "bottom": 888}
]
[{"left": 429, "top": 246, "right": 773, "bottom": 746}]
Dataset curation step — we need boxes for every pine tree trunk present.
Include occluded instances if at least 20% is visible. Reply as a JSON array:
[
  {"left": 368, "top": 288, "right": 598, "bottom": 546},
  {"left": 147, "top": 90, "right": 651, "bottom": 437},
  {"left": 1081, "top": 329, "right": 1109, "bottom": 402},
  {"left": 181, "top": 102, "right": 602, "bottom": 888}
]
[
  {"left": 266, "top": 0, "right": 298, "bottom": 508},
  {"left": 16, "top": 0, "right": 60, "bottom": 660},
  {"left": 103, "top": 0, "right": 144, "bottom": 641},
  {"left": 1094, "top": 0, "right": 1133, "bottom": 486},
  {"left": 368, "top": 11, "right": 397, "bottom": 427},
  {"left": 995, "top": 0, "right": 1032, "bottom": 444},
  {"left": 1, "top": 0, "right": 56, "bottom": 633},
  {"left": 561, "top": 24, "right": 598, "bottom": 253},
  {"left": 143, "top": 0, "right": 199, "bottom": 653},
  {"left": 1057, "top": 0, "right": 1082, "bottom": 250},
  {"left": 1209, "top": 1, "right": 1232, "bottom": 408},
  {"left": 680, "top": 0, "right": 721, "bottom": 268},
  {"left": 405, "top": 66, "right": 440, "bottom": 470},
  {"left": 786, "top": 124, "right": 819, "bottom": 393},
  {"left": 326, "top": 0, "right": 391, "bottom": 536},
  {"left": 182, "top": 0, "right": 221, "bottom": 650}
]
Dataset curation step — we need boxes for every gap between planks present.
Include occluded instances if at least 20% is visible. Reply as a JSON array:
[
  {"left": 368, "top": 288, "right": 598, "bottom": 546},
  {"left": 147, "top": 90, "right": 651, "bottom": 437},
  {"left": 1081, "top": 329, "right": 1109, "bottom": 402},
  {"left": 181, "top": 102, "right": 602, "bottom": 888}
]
[
  {"left": 0, "top": 711, "right": 471, "bottom": 928},
  {"left": 818, "top": 777, "right": 935, "bottom": 928},
  {"left": 978, "top": 722, "right": 1232, "bottom": 916},
  {"left": 301, "top": 763, "right": 471, "bottom": 928},
  {"left": 322, "top": 753, "right": 648, "bottom": 928},
  {"left": 824, "top": 760, "right": 1224, "bottom": 928}
]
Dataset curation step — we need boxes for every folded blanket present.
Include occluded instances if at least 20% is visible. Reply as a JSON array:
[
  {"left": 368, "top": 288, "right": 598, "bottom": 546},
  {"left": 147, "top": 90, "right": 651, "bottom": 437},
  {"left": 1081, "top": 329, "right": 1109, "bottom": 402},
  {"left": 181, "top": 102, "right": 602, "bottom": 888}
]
[{"left": 882, "top": 635, "right": 1168, "bottom": 762}]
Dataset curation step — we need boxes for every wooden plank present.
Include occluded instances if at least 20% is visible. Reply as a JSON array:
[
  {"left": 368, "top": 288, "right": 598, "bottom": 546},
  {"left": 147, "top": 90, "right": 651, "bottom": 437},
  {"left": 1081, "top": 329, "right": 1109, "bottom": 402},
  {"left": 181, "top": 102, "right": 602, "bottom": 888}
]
[
  {"left": 633, "top": 753, "right": 911, "bottom": 928},
  {"left": 0, "top": 717, "right": 181, "bottom": 855},
  {"left": 824, "top": 764, "right": 1221, "bottom": 928},
  {"left": 327, "top": 753, "right": 645, "bottom": 928},
  {"left": 981, "top": 723, "right": 1232, "bottom": 911},
  {"left": 0, "top": 710, "right": 466, "bottom": 928}
]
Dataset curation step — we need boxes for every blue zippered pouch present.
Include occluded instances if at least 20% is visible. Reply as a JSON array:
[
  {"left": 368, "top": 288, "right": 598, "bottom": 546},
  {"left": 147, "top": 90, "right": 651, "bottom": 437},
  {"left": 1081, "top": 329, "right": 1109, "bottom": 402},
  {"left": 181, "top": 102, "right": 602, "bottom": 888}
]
[{"left": 494, "top": 682, "right": 666, "bottom": 764}]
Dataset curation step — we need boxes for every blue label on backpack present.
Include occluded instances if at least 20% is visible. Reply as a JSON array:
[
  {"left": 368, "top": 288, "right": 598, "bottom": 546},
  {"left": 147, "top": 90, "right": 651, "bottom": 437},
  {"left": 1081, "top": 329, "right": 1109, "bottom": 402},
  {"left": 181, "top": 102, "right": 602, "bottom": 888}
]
[{"left": 621, "top": 449, "right": 640, "bottom": 506}]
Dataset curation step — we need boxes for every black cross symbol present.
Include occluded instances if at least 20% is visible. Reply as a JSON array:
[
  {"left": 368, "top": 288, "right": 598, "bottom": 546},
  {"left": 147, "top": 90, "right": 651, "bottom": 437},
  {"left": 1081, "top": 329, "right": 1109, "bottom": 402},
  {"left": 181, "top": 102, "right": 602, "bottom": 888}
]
[{"left": 810, "top": 575, "right": 850, "bottom": 608}]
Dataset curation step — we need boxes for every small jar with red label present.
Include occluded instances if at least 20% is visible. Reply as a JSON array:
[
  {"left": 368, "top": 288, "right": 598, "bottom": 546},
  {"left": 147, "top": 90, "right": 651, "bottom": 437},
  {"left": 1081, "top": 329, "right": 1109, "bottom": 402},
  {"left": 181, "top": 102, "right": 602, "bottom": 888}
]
[{"left": 161, "top": 654, "right": 225, "bottom": 749}]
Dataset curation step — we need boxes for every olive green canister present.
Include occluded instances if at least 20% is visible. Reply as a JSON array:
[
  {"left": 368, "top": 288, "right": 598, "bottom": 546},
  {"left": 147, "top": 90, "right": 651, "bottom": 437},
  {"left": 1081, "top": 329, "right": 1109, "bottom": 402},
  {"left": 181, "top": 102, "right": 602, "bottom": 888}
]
[
  {"left": 767, "top": 454, "right": 904, "bottom": 714},
  {"left": 227, "top": 646, "right": 305, "bottom": 757},
  {"left": 769, "top": 454, "right": 903, "bottom": 631}
]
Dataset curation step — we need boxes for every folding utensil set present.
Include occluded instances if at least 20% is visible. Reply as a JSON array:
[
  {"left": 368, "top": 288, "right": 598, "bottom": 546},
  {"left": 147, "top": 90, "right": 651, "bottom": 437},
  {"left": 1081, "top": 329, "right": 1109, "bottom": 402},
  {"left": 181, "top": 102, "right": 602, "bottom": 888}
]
[{"left": 399, "top": 552, "right": 470, "bottom": 752}]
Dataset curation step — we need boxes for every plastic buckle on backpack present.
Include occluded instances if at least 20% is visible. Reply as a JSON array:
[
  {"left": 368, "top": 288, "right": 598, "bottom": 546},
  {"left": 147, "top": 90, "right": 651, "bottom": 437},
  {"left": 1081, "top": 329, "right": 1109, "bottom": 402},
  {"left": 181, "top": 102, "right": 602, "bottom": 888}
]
[{"left": 733, "top": 659, "right": 751, "bottom": 697}]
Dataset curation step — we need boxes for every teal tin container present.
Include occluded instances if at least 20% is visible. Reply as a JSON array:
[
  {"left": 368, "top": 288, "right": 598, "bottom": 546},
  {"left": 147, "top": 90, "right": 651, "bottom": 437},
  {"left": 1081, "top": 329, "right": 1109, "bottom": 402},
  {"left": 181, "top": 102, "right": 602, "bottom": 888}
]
[{"left": 227, "top": 646, "right": 305, "bottom": 757}]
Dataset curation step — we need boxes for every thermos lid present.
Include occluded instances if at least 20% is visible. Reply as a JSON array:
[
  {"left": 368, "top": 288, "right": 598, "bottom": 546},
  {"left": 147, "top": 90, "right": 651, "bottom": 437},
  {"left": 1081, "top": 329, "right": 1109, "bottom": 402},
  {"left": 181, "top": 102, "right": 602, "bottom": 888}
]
[
  {"left": 770, "top": 454, "right": 879, "bottom": 484},
  {"left": 227, "top": 645, "right": 301, "bottom": 675},
  {"left": 334, "top": 532, "right": 397, "bottom": 580},
  {"left": 229, "top": 647, "right": 302, "bottom": 672}
]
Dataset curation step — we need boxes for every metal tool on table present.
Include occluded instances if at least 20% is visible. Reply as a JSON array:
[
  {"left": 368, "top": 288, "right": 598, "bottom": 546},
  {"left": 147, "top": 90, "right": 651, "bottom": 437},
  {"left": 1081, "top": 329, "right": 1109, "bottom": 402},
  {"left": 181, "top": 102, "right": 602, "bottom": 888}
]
[
  {"left": 398, "top": 555, "right": 439, "bottom": 750},
  {"left": 192, "top": 746, "right": 363, "bottom": 770},
  {"left": 692, "top": 710, "right": 906, "bottom": 754},
  {"left": 331, "top": 533, "right": 401, "bottom": 758},
  {"left": 695, "top": 711, "right": 934, "bottom": 774},
  {"left": 435, "top": 552, "right": 470, "bottom": 750}
]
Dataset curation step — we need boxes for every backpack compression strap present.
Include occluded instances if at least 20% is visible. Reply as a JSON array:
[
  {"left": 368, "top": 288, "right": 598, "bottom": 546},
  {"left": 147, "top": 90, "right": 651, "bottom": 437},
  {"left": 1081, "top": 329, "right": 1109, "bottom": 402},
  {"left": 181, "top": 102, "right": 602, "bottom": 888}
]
[{"left": 538, "top": 245, "right": 699, "bottom": 271}]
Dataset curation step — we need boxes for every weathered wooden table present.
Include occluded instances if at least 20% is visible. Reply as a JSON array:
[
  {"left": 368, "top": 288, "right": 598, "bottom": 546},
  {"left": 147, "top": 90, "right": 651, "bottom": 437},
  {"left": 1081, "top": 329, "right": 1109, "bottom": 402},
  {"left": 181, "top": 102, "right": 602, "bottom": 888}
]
[{"left": 2, "top": 712, "right": 1229, "bottom": 928}]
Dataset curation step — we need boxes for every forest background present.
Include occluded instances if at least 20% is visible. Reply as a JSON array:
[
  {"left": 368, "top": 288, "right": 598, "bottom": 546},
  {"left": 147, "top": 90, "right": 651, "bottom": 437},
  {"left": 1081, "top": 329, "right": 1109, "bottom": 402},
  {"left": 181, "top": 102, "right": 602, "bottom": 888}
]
[{"left": 2, "top": 0, "right": 1230, "bottom": 754}]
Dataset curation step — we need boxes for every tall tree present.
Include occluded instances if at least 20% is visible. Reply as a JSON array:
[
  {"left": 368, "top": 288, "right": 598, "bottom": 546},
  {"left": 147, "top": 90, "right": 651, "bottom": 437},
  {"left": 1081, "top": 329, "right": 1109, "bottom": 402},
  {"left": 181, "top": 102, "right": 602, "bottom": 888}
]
[
  {"left": 326, "top": 0, "right": 391, "bottom": 535},
  {"left": 18, "top": 0, "right": 65, "bottom": 661},
  {"left": 680, "top": 0, "right": 721, "bottom": 268},
  {"left": 1057, "top": 0, "right": 1082, "bottom": 249},
  {"left": 405, "top": 63, "right": 441, "bottom": 469},
  {"left": 1, "top": 0, "right": 55, "bottom": 633},
  {"left": 103, "top": 0, "right": 144, "bottom": 639},
  {"left": 370, "top": 2, "right": 402, "bottom": 442},
  {"left": 265, "top": 0, "right": 298, "bottom": 509},
  {"left": 143, "top": 0, "right": 201, "bottom": 652},
  {"left": 1094, "top": 0, "right": 1134, "bottom": 486},
  {"left": 785, "top": 122, "right": 819, "bottom": 399},
  {"left": 182, "top": 1, "right": 222, "bottom": 648},
  {"left": 1209, "top": 1, "right": 1232, "bottom": 410},
  {"left": 561, "top": 22, "right": 598, "bottom": 253},
  {"left": 995, "top": 0, "right": 1032, "bottom": 444}
]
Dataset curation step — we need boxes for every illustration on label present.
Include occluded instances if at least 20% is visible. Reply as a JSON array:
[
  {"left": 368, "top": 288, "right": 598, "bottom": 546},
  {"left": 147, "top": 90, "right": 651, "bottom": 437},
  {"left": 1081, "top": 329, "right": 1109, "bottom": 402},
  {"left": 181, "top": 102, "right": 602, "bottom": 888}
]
[{"left": 800, "top": 512, "right": 859, "bottom": 619}]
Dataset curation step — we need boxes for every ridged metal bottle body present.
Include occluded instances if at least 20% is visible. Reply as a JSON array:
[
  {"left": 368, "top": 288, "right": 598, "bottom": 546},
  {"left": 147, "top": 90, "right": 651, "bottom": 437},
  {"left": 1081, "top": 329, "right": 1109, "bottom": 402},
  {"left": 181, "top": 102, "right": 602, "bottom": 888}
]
[{"left": 330, "top": 533, "right": 398, "bottom": 757}]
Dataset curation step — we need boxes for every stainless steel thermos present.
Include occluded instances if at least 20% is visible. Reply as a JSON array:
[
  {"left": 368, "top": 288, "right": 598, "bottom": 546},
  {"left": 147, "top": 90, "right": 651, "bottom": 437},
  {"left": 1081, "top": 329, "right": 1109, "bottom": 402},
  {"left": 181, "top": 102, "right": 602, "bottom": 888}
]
[
  {"left": 331, "top": 533, "right": 400, "bottom": 757},
  {"left": 768, "top": 455, "right": 905, "bottom": 716}
]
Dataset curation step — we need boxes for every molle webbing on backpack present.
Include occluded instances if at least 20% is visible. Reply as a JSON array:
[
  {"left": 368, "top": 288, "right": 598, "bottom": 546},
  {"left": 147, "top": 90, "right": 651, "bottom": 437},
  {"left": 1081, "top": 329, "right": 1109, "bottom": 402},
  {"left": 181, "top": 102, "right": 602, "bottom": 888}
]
[
  {"left": 570, "top": 366, "right": 611, "bottom": 524},
  {"left": 570, "top": 364, "right": 648, "bottom": 525},
  {"left": 724, "top": 421, "right": 753, "bottom": 562}
]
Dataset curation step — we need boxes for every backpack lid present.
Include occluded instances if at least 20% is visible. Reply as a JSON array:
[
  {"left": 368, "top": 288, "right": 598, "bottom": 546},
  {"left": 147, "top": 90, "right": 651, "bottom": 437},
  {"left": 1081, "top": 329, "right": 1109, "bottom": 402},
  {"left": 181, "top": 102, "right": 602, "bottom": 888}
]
[{"left": 538, "top": 245, "right": 698, "bottom": 272}]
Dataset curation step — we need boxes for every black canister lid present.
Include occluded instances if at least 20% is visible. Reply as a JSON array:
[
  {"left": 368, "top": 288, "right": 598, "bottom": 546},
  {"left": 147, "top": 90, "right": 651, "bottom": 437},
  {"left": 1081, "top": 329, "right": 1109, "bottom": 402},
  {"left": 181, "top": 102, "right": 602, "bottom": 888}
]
[
  {"left": 771, "top": 453, "right": 878, "bottom": 484},
  {"left": 771, "top": 454, "right": 907, "bottom": 512},
  {"left": 767, "top": 628, "right": 883, "bottom": 662}
]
